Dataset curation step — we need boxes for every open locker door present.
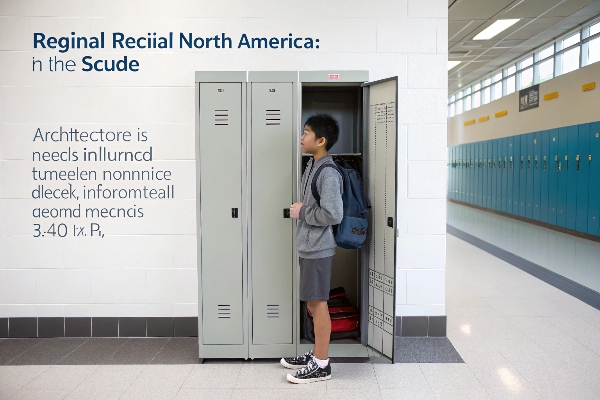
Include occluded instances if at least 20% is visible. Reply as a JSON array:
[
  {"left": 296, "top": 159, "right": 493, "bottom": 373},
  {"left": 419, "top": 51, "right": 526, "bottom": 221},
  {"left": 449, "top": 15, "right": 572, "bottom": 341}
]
[{"left": 363, "top": 77, "right": 398, "bottom": 360}]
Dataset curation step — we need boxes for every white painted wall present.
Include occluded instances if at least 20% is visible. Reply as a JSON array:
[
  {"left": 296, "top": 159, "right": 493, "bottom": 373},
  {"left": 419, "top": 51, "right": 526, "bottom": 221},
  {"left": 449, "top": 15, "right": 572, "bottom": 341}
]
[{"left": 0, "top": 0, "right": 447, "bottom": 319}]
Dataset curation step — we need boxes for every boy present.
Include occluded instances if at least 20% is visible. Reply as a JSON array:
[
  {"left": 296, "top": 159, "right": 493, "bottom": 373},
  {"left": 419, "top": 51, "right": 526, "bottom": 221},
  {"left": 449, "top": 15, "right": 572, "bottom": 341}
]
[{"left": 281, "top": 114, "right": 343, "bottom": 384}]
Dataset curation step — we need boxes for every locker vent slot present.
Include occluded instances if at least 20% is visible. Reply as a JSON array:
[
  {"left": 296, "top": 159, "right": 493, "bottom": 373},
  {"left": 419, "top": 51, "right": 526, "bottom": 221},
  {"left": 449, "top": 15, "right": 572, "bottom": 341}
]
[
  {"left": 215, "top": 110, "right": 229, "bottom": 126},
  {"left": 266, "top": 304, "right": 280, "bottom": 318},
  {"left": 266, "top": 110, "right": 281, "bottom": 126},
  {"left": 217, "top": 304, "right": 231, "bottom": 319}
]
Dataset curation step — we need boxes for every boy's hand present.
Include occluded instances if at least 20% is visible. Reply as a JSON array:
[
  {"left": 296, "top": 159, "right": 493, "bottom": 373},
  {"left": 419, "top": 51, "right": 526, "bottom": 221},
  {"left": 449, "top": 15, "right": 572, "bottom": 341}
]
[{"left": 290, "top": 202, "right": 303, "bottom": 219}]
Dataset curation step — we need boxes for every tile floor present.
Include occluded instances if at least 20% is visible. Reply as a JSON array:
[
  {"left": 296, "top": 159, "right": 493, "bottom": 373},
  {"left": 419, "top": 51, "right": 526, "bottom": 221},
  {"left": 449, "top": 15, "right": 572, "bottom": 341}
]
[{"left": 2, "top": 227, "right": 600, "bottom": 399}]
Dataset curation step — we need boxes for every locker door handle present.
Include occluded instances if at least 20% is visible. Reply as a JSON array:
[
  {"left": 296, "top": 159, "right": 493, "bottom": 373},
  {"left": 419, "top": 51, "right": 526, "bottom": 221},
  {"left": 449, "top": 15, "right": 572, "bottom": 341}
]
[
  {"left": 504, "top": 157, "right": 507, "bottom": 169},
  {"left": 534, "top": 156, "right": 538, "bottom": 169},
  {"left": 283, "top": 208, "right": 290, "bottom": 218},
  {"left": 232, "top": 208, "right": 239, "bottom": 218},
  {"left": 543, "top": 156, "right": 547, "bottom": 171},
  {"left": 527, "top": 156, "right": 531, "bottom": 169},
  {"left": 387, "top": 217, "right": 394, "bottom": 228},
  {"left": 576, "top": 155, "right": 580, "bottom": 171},
  {"left": 510, "top": 156, "right": 513, "bottom": 169},
  {"left": 565, "top": 155, "right": 568, "bottom": 171},
  {"left": 521, "top": 156, "right": 524, "bottom": 169}
]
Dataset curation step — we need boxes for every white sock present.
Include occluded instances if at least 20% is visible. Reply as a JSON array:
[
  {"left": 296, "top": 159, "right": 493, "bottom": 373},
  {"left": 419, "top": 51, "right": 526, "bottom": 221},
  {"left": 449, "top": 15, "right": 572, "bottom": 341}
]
[{"left": 313, "top": 356, "right": 329, "bottom": 369}]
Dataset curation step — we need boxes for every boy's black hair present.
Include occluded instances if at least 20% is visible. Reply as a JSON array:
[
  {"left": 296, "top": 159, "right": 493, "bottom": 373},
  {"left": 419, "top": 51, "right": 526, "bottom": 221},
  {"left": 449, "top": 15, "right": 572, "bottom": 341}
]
[{"left": 304, "top": 113, "right": 339, "bottom": 151}]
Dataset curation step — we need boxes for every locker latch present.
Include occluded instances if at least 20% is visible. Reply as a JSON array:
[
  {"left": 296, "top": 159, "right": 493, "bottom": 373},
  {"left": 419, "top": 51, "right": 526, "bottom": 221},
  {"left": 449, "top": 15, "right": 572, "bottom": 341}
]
[
  {"left": 589, "top": 154, "right": 593, "bottom": 162},
  {"left": 510, "top": 156, "right": 513, "bottom": 169},
  {"left": 576, "top": 154, "right": 580, "bottom": 171},
  {"left": 527, "top": 156, "right": 531, "bottom": 169},
  {"left": 232, "top": 208, "right": 239, "bottom": 218},
  {"left": 283, "top": 208, "right": 291, "bottom": 218},
  {"left": 504, "top": 157, "right": 507, "bottom": 169},
  {"left": 521, "top": 156, "right": 524, "bottom": 169},
  {"left": 387, "top": 217, "right": 394, "bottom": 228},
  {"left": 565, "top": 155, "right": 568, "bottom": 171},
  {"left": 534, "top": 156, "right": 538, "bottom": 169},
  {"left": 543, "top": 156, "right": 547, "bottom": 171}
]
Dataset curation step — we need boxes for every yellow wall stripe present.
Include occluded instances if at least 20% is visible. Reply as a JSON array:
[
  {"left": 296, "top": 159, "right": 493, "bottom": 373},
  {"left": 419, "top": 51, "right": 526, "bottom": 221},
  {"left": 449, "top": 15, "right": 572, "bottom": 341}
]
[
  {"left": 543, "top": 91, "right": 559, "bottom": 101},
  {"left": 464, "top": 119, "right": 476, "bottom": 126},
  {"left": 582, "top": 82, "right": 596, "bottom": 91},
  {"left": 495, "top": 110, "right": 507, "bottom": 118}
]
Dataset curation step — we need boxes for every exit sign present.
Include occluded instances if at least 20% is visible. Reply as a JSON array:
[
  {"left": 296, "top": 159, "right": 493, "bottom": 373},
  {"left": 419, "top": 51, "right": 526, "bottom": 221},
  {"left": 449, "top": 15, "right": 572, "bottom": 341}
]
[{"left": 328, "top": 74, "right": 339, "bottom": 80}]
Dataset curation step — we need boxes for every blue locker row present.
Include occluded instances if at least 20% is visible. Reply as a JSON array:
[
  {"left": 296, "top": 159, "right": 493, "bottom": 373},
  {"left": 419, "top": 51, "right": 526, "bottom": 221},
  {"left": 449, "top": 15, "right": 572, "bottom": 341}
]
[{"left": 447, "top": 120, "right": 600, "bottom": 237}]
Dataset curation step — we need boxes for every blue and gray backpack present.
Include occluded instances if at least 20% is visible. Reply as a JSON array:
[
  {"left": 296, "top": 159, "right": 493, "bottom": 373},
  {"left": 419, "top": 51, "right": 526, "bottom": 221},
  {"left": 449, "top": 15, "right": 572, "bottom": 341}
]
[{"left": 311, "top": 160, "right": 368, "bottom": 249}]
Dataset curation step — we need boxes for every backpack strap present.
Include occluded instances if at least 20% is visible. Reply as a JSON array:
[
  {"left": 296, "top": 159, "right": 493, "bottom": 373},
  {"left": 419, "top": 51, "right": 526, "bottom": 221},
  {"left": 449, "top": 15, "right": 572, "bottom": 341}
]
[{"left": 310, "top": 163, "right": 339, "bottom": 207}]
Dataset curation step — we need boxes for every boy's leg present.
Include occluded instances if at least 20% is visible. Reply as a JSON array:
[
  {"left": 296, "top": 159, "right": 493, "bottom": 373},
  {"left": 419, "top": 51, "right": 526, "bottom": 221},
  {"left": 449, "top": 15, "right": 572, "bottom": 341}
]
[{"left": 308, "top": 300, "right": 330, "bottom": 360}]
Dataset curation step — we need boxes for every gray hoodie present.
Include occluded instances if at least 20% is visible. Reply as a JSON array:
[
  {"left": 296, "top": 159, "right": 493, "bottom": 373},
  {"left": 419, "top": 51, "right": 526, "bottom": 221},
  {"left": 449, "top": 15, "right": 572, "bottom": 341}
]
[{"left": 296, "top": 155, "right": 344, "bottom": 259}]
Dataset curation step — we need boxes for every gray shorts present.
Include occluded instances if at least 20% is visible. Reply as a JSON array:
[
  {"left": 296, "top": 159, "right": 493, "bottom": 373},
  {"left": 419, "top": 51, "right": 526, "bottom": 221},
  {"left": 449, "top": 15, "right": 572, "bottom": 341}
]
[{"left": 299, "top": 256, "right": 333, "bottom": 301}]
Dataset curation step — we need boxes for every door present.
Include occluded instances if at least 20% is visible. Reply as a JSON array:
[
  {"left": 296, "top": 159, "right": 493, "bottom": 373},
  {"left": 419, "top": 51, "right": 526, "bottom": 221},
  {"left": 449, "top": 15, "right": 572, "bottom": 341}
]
[
  {"left": 250, "top": 82, "right": 294, "bottom": 345},
  {"left": 533, "top": 131, "right": 542, "bottom": 221},
  {"left": 588, "top": 123, "right": 600, "bottom": 236},
  {"left": 198, "top": 82, "right": 244, "bottom": 345},
  {"left": 364, "top": 77, "right": 397, "bottom": 360},
  {"left": 566, "top": 125, "right": 579, "bottom": 231},
  {"left": 576, "top": 123, "right": 590, "bottom": 233},
  {"left": 540, "top": 130, "right": 550, "bottom": 224}
]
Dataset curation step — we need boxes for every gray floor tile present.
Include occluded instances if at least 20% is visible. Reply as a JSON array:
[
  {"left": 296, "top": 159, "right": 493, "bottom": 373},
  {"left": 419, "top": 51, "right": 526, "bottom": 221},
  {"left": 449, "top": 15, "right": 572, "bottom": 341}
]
[
  {"left": 24, "top": 365, "right": 99, "bottom": 390},
  {"left": 0, "top": 339, "right": 45, "bottom": 365},
  {"left": 58, "top": 338, "right": 126, "bottom": 365},
  {"left": 5, "top": 389, "right": 71, "bottom": 400},
  {"left": 175, "top": 388, "right": 233, "bottom": 400},
  {"left": 104, "top": 338, "right": 169, "bottom": 365},
  {"left": 182, "top": 364, "right": 242, "bottom": 389},
  {"left": 151, "top": 338, "right": 199, "bottom": 364},
  {"left": 7, "top": 338, "right": 87, "bottom": 365}
]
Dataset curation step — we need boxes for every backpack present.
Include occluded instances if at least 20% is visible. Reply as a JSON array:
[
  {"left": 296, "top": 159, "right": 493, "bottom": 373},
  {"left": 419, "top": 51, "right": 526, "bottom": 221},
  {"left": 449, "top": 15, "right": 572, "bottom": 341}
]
[
  {"left": 301, "top": 287, "right": 360, "bottom": 343},
  {"left": 311, "top": 160, "right": 368, "bottom": 249}
]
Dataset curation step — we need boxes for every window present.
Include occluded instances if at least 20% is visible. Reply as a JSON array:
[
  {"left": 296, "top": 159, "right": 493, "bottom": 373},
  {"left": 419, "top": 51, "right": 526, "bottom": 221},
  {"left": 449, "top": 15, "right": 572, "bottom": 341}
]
[
  {"left": 561, "top": 46, "right": 580, "bottom": 74},
  {"left": 465, "top": 95, "right": 472, "bottom": 111},
  {"left": 539, "top": 45, "right": 554, "bottom": 60},
  {"left": 520, "top": 67, "right": 533, "bottom": 89},
  {"left": 591, "top": 22, "right": 600, "bottom": 36},
  {"left": 457, "top": 91, "right": 464, "bottom": 99},
  {"left": 493, "top": 72, "right": 502, "bottom": 83},
  {"left": 473, "top": 83, "right": 481, "bottom": 91},
  {"left": 456, "top": 100, "right": 463, "bottom": 115},
  {"left": 563, "top": 33, "right": 580, "bottom": 48},
  {"left": 483, "top": 78, "right": 491, "bottom": 87},
  {"left": 466, "top": 87, "right": 472, "bottom": 95},
  {"left": 539, "top": 58, "right": 554, "bottom": 82},
  {"left": 449, "top": 103, "right": 455, "bottom": 117},
  {"left": 506, "top": 65, "right": 516, "bottom": 75},
  {"left": 493, "top": 81, "right": 502, "bottom": 100},
  {"left": 520, "top": 56, "right": 533, "bottom": 69},
  {"left": 482, "top": 87, "right": 490, "bottom": 104},
  {"left": 589, "top": 36, "right": 600, "bottom": 65},
  {"left": 506, "top": 75, "right": 515, "bottom": 94},
  {"left": 473, "top": 91, "right": 481, "bottom": 109}
]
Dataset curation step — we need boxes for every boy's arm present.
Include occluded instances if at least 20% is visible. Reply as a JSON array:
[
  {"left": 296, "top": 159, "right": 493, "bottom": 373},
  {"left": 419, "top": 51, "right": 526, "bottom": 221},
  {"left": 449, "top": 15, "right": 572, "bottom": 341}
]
[{"left": 299, "top": 170, "right": 343, "bottom": 226}]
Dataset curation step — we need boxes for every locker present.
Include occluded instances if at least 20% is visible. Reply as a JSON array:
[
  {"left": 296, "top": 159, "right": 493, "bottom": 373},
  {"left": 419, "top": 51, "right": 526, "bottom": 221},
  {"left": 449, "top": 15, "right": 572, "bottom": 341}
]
[
  {"left": 565, "top": 124, "right": 579, "bottom": 231},
  {"left": 519, "top": 134, "right": 527, "bottom": 217},
  {"left": 507, "top": 136, "right": 514, "bottom": 214},
  {"left": 556, "top": 127, "right": 568, "bottom": 227},
  {"left": 460, "top": 145, "right": 465, "bottom": 202},
  {"left": 491, "top": 140, "right": 497, "bottom": 210},
  {"left": 471, "top": 143, "right": 477, "bottom": 204},
  {"left": 478, "top": 142, "right": 486, "bottom": 207},
  {"left": 512, "top": 135, "right": 521, "bottom": 217},
  {"left": 576, "top": 123, "right": 590, "bottom": 233},
  {"left": 548, "top": 129, "right": 559, "bottom": 225},
  {"left": 501, "top": 137, "right": 508, "bottom": 213},
  {"left": 249, "top": 77, "right": 295, "bottom": 348},
  {"left": 468, "top": 144, "right": 473, "bottom": 203},
  {"left": 495, "top": 139, "right": 502, "bottom": 210},
  {"left": 540, "top": 130, "right": 550, "bottom": 224},
  {"left": 526, "top": 133, "right": 534, "bottom": 219},
  {"left": 487, "top": 140, "right": 493, "bottom": 209},
  {"left": 533, "top": 131, "right": 542, "bottom": 221},
  {"left": 197, "top": 75, "right": 246, "bottom": 356},
  {"left": 589, "top": 122, "right": 600, "bottom": 236}
]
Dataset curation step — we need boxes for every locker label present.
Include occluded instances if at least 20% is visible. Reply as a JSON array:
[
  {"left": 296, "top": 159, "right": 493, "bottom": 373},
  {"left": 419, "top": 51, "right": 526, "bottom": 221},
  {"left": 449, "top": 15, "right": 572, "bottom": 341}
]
[{"left": 269, "top": 89, "right": 276, "bottom": 92}]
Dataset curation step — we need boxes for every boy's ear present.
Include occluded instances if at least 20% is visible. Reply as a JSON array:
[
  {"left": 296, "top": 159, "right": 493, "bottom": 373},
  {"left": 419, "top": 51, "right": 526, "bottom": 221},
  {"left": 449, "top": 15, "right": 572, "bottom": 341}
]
[{"left": 317, "top": 136, "right": 326, "bottom": 147}]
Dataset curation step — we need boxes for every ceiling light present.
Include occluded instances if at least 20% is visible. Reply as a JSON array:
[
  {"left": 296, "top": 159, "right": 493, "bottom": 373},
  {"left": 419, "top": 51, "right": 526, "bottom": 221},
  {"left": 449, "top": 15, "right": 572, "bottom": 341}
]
[
  {"left": 448, "top": 61, "right": 461, "bottom": 70},
  {"left": 474, "top": 19, "right": 520, "bottom": 40}
]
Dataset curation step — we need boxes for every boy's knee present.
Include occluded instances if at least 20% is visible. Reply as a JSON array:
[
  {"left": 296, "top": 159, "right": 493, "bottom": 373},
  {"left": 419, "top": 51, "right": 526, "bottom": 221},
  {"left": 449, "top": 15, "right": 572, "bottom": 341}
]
[{"left": 308, "top": 300, "right": 328, "bottom": 314}]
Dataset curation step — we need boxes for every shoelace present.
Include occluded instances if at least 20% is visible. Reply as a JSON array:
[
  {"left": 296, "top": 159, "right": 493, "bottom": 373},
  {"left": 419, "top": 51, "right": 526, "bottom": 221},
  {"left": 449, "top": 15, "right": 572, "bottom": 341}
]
[{"left": 296, "top": 359, "right": 318, "bottom": 377}]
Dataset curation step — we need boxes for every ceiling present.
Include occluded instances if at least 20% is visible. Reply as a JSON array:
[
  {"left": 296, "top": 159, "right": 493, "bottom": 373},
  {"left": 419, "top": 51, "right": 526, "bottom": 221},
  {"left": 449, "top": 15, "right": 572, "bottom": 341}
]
[{"left": 448, "top": 0, "right": 600, "bottom": 95}]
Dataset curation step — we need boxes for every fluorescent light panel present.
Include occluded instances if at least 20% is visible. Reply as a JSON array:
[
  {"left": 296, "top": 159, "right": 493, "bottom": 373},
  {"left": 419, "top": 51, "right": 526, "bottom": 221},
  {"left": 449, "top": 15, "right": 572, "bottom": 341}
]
[
  {"left": 448, "top": 61, "right": 461, "bottom": 70},
  {"left": 474, "top": 19, "right": 520, "bottom": 40}
]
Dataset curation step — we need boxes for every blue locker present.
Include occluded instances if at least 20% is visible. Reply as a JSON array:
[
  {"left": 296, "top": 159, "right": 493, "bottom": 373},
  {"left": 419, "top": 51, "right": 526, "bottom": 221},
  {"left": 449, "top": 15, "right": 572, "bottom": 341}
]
[
  {"left": 513, "top": 135, "right": 521, "bottom": 216},
  {"left": 540, "top": 130, "right": 550, "bottom": 223},
  {"left": 467, "top": 144, "right": 472, "bottom": 203},
  {"left": 526, "top": 133, "right": 534, "bottom": 219},
  {"left": 519, "top": 134, "right": 527, "bottom": 217},
  {"left": 501, "top": 137, "right": 508, "bottom": 213},
  {"left": 449, "top": 147, "right": 453, "bottom": 199},
  {"left": 548, "top": 129, "right": 559, "bottom": 225},
  {"left": 507, "top": 136, "right": 514, "bottom": 214},
  {"left": 491, "top": 140, "right": 497, "bottom": 210},
  {"left": 487, "top": 140, "right": 493, "bottom": 209},
  {"left": 471, "top": 143, "right": 476, "bottom": 204},
  {"left": 589, "top": 122, "right": 600, "bottom": 236},
  {"left": 566, "top": 125, "right": 579, "bottom": 231},
  {"left": 556, "top": 127, "right": 569, "bottom": 228},
  {"left": 496, "top": 140, "right": 503, "bottom": 210},
  {"left": 460, "top": 145, "right": 465, "bottom": 202},
  {"left": 533, "top": 131, "right": 542, "bottom": 221},
  {"left": 576, "top": 123, "right": 590, "bottom": 233},
  {"left": 478, "top": 142, "right": 484, "bottom": 206}
]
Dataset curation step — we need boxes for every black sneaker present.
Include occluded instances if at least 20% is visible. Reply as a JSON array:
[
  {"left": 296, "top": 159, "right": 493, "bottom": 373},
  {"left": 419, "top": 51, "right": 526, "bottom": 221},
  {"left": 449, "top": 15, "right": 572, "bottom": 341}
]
[
  {"left": 286, "top": 358, "right": 331, "bottom": 384},
  {"left": 280, "top": 349, "right": 313, "bottom": 370}
]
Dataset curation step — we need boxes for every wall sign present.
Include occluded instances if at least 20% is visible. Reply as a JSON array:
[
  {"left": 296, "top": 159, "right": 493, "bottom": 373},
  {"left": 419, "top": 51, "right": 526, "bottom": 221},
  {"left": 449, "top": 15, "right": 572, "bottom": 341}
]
[{"left": 519, "top": 84, "right": 539, "bottom": 112}]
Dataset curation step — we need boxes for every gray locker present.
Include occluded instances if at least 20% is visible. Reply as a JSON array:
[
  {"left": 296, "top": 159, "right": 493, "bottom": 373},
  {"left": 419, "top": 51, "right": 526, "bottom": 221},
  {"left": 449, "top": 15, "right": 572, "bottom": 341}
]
[
  {"left": 196, "top": 70, "right": 400, "bottom": 362},
  {"left": 196, "top": 72, "right": 248, "bottom": 359}
]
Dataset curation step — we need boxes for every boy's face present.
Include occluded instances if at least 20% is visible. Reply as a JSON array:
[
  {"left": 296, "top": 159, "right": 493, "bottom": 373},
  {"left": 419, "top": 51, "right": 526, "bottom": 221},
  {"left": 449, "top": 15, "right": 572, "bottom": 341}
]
[{"left": 301, "top": 125, "right": 326, "bottom": 154}]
